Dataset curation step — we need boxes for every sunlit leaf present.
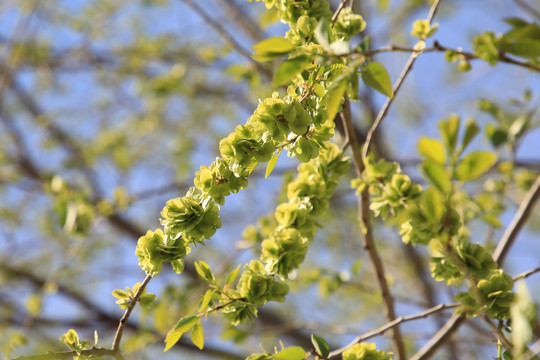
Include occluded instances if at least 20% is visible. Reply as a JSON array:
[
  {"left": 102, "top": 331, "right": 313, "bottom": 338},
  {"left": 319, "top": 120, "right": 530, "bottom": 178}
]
[
  {"left": 190, "top": 322, "right": 204, "bottom": 350},
  {"left": 164, "top": 315, "right": 199, "bottom": 352},
  {"left": 456, "top": 152, "right": 497, "bottom": 182},
  {"left": 361, "top": 62, "right": 393, "bottom": 98},
  {"left": 418, "top": 137, "right": 446, "bottom": 164}
]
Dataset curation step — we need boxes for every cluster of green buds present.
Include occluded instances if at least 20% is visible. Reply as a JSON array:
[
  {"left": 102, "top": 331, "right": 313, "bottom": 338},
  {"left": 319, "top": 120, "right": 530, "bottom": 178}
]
[
  {"left": 352, "top": 156, "right": 422, "bottom": 220},
  {"left": 456, "top": 269, "right": 515, "bottom": 320},
  {"left": 135, "top": 229, "right": 187, "bottom": 277},
  {"left": 256, "top": 144, "right": 349, "bottom": 277},
  {"left": 399, "top": 189, "right": 461, "bottom": 246},
  {"left": 112, "top": 282, "right": 157, "bottom": 310},
  {"left": 221, "top": 260, "right": 289, "bottom": 325},
  {"left": 342, "top": 343, "right": 393, "bottom": 360},
  {"left": 194, "top": 157, "right": 249, "bottom": 205},
  {"left": 160, "top": 187, "right": 222, "bottom": 245}
]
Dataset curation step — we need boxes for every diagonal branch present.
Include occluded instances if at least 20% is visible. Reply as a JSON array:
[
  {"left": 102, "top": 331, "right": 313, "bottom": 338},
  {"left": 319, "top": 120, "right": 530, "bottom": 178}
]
[
  {"left": 328, "top": 302, "right": 459, "bottom": 358},
  {"left": 341, "top": 106, "right": 406, "bottom": 359},
  {"left": 361, "top": 0, "right": 442, "bottom": 160},
  {"left": 493, "top": 174, "right": 540, "bottom": 265},
  {"left": 412, "top": 174, "right": 540, "bottom": 359},
  {"left": 181, "top": 0, "right": 272, "bottom": 79}
]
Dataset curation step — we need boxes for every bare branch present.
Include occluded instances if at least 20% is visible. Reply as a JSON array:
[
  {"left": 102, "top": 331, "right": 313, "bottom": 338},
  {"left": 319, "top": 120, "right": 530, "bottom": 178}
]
[
  {"left": 361, "top": 0, "right": 442, "bottom": 160},
  {"left": 514, "top": 266, "right": 540, "bottom": 281},
  {"left": 11, "top": 347, "right": 123, "bottom": 360},
  {"left": 493, "top": 174, "right": 540, "bottom": 265},
  {"left": 181, "top": 0, "right": 272, "bottom": 79},
  {"left": 111, "top": 274, "right": 152, "bottom": 350},
  {"left": 329, "top": 303, "right": 459, "bottom": 358},
  {"left": 341, "top": 105, "right": 406, "bottom": 359}
]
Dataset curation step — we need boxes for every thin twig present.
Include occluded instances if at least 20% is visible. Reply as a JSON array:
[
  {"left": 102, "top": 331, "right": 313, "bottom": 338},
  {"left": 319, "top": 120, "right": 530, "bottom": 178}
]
[
  {"left": 410, "top": 313, "right": 466, "bottom": 360},
  {"left": 493, "top": 174, "right": 540, "bottom": 265},
  {"left": 331, "top": 0, "right": 351, "bottom": 24},
  {"left": 513, "top": 266, "right": 540, "bottom": 281},
  {"left": 182, "top": 0, "right": 272, "bottom": 79},
  {"left": 111, "top": 274, "right": 152, "bottom": 350},
  {"left": 412, "top": 174, "right": 540, "bottom": 359},
  {"left": 349, "top": 42, "right": 540, "bottom": 73},
  {"left": 329, "top": 303, "right": 459, "bottom": 358},
  {"left": 361, "top": 0, "right": 442, "bottom": 160},
  {"left": 11, "top": 348, "right": 124, "bottom": 360},
  {"left": 513, "top": 0, "right": 540, "bottom": 20},
  {"left": 341, "top": 106, "right": 406, "bottom": 359}
]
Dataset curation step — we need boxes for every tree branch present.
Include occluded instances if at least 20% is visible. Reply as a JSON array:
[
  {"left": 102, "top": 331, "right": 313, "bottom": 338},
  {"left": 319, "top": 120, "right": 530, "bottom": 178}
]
[
  {"left": 329, "top": 302, "right": 459, "bottom": 358},
  {"left": 341, "top": 107, "right": 406, "bottom": 359},
  {"left": 361, "top": 0, "right": 442, "bottom": 160},
  {"left": 11, "top": 347, "right": 123, "bottom": 360},
  {"left": 181, "top": 0, "right": 272, "bottom": 79},
  {"left": 111, "top": 274, "right": 152, "bottom": 351},
  {"left": 493, "top": 174, "right": 540, "bottom": 265}
]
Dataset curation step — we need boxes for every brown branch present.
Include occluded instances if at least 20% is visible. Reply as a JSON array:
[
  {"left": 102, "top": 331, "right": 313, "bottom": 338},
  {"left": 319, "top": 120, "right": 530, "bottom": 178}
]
[
  {"left": 341, "top": 106, "right": 406, "bottom": 359},
  {"left": 411, "top": 173, "right": 540, "bottom": 359},
  {"left": 11, "top": 347, "right": 123, "bottom": 360},
  {"left": 493, "top": 174, "right": 540, "bottom": 265},
  {"left": 181, "top": 0, "right": 272, "bottom": 79},
  {"left": 361, "top": 0, "right": 442, "bottom": 160},
  {"left": 111, "top": 274, "right": 152, "bottom": 350},
  {"left": 331, "top": 0, "right": 351, "bottom": 24},
  {"left": 513, "top": 266, "right": 540, "bottom": 281},
  {"left": 513, "top": 0, "right": 540, "bottom": 20},
  {"left": 350, "top": 42, "right": 540, "bottom": 73},
  {"left": 328, "top": 302, "right": 460, "bottom": 358}
]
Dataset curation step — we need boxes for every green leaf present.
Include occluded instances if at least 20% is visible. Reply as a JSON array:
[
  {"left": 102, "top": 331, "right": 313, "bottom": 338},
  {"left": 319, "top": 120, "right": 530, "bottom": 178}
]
[
  {"left": 225, "top": 264, "right": 242, "bottom": 285},
  {"left": 421, "top": 160, "right": 451, "bottom": 193},
  {"left": 190, "top": 322, "right": 204, "bottom": 350},
  {"left": 311, "top": 334, "right": 329, "bottom": 358},
  {"left": 252, "top": 37, "right": 294, "bottom": 54},
  {"left": 418, "top": 137, "right": 446, "bottom": 164},
  {"left": 194, "top": 261, "right": 215, "bottom": 282},
  {"left": 496, "top": 38, "right": 540, "bottom": 58},
  {"left": 164, "top": 315, "right": 199, "bottom": 351},
  {"left": 324, "top": 81, "right": 347, "bottom": 122},
  {"left": 272, "top": 346, "right": 306, "bottom": 360},
  {"left": 361, "top": 62, "right": 393, "bottom": 98},
  {"left": 423, "top": 187, "right": 444, "bottom": 224},
  {"left": 265, "top": 151, "right": 281, "bottom": 179},
  {"left": 273, "top": 57, "right": 310, "bottom": 87},
  {"left": 461, "top": 118, "right": 480, "bottom": 151},
  {"left": 252, "top": 37, "right": 294, "bottom": 62},
  {"left": 438, "top": 114, "right": 460, "bottom": 155},
  {"left": 199, "top": 289, "right": 214, "bottom": 312},
  {"left": 456, "top": 152, "right": 497, "bottom": 182}
]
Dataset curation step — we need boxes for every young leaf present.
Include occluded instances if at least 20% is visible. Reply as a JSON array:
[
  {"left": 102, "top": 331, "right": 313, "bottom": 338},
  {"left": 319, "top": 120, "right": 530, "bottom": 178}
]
[
  {"left": 273, "top": 346, "right": 306, "bottom": 360},
  {"left": 273, "top": 57, "right": 310, "bottom": 87},
  {"left": 438, "top": 115, "right": 460, "bottom": 155},
  {"left": 421, "top": 160, "right": 451, "bottom": 193},
  {"left": 164, "top": 315, "right": 199, "bottom": 351},
  {"left": 225, "top": 264, "right": 242, "bottom": 285},
  {"left": 194, "top": 261, "right": 215, "bottom": 282},
  {"left": 252, "top": 37, "right": 294, "bottom": 62},
  {"left": 199, "top": 289, "right": 214, "bottom": 313},
  {"left": 190, "top": 321, "right": 204, "bottom": 350},
  {"left": 461, "top": 118, "right": 480, "bottom": 151},
  {"left": 311, "top": 334, "right": 329, "bottom": 358},
  {"left": 252, "top": 37, "right": 294, "bottom": 53},
  {"left": 361, "top": 62, "right": 393, "bottom": 98},
  {"left": 324, "top": 80, "right": 347, "bottom": 122},
  {"left": 265, "top": 151, "right": 281, "bottom": 179},
  {"left": 456, "top": 152, "right": 497, "bottom": 182},
  {"left": 418, "top": 137, "right": 446, "bottom": 164}
]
